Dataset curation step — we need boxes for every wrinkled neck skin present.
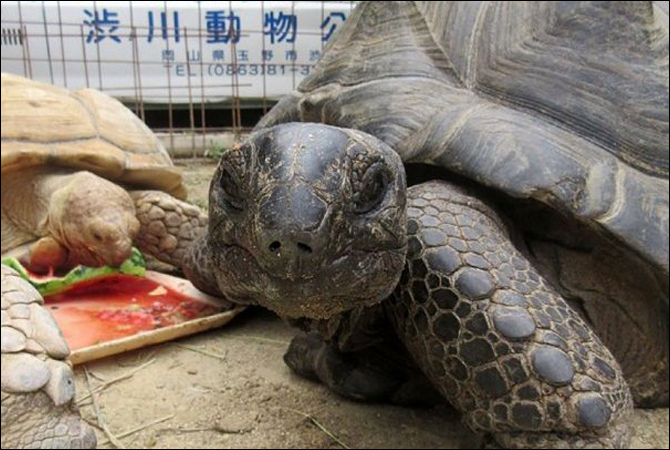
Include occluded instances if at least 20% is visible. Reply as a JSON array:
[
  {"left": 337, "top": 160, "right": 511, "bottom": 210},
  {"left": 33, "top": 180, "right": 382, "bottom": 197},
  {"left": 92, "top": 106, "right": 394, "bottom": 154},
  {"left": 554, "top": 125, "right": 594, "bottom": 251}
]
[
  {"left": 206, "top": 123, "right": 409, "bottom": 320},
  {"left": 46, "top": 177, "right": 76, "bottom": 246}
]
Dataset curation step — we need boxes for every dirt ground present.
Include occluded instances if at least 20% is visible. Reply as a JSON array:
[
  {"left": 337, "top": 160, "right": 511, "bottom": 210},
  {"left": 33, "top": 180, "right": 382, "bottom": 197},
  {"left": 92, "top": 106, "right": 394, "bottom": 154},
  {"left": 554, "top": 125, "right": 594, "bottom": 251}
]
[{"left": 74, "top": 158, "right": 669, "bottom": 449}]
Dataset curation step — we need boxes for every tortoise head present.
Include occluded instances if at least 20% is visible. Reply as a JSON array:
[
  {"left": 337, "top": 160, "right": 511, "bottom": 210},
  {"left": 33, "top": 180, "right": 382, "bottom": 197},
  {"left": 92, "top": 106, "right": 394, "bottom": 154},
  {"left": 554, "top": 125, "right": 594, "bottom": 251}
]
[
  {"left": 208, "top": 123, "right": 407, "bottom": 319},
  {"left": 49, "top": 171, "right": 140, "bottom": 268}
]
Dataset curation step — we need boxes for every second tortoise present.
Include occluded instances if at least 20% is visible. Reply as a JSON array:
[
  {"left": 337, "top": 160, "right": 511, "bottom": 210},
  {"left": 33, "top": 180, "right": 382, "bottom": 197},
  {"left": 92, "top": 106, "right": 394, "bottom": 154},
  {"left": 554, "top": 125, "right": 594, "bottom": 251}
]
[{"left": 1, "top": 73, "right": 207, "bottom": 272}]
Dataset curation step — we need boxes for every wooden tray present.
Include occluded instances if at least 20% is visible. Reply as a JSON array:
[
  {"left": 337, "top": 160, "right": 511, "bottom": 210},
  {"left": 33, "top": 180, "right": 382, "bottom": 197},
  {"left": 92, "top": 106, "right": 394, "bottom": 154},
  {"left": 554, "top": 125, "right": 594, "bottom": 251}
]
[{"left": 43, "top": 270, "right": 244, "bottom": 364}]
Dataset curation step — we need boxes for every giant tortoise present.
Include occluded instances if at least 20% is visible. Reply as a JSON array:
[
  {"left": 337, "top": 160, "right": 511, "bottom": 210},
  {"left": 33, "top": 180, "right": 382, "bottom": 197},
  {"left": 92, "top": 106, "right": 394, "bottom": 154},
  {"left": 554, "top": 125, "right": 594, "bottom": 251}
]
[{"left": 183, "top": 2, "right": 669, "bottom": 448}]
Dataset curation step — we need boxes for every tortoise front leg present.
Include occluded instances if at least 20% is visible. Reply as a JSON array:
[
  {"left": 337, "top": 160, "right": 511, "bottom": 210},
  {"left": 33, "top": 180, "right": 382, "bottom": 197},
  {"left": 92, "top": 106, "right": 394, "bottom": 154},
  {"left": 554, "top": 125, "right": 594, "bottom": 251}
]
[
  {"left": 13, "top": 237, "right": 70, "bottom": 274},
  {"left": 389, "top": 181, "right": 633, "bottom": 448},
  {"left": 1, "top": 265, "right": 96, "bottom": 449},
  {"left": 130, "top": 191, "right": 208, "bottom": 268}
]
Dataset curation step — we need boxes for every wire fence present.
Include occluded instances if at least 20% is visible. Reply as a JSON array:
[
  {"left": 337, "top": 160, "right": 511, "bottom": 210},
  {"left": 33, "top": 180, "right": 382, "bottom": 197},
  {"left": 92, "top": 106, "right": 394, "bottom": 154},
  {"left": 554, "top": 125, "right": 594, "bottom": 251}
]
[{"left": 1, "top": 1, "right": 356, "bottom": 155}]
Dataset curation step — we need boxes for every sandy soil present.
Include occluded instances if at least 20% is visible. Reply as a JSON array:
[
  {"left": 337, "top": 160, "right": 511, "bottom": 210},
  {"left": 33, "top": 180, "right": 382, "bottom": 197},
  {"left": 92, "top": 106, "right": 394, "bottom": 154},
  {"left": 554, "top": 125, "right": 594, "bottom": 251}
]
[{"left": 74, "top": 158, "right": 669, "bottom": 449}]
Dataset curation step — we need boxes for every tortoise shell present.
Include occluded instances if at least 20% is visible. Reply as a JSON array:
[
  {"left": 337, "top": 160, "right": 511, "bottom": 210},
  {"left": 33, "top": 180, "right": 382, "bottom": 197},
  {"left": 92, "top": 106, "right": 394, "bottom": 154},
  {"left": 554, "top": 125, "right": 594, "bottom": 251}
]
[
  {"left": 257, "top": 1, "right": 669, "bottom": 276},
  {"left": 1, "top": 73, "right": 186, "bottom": 200}
]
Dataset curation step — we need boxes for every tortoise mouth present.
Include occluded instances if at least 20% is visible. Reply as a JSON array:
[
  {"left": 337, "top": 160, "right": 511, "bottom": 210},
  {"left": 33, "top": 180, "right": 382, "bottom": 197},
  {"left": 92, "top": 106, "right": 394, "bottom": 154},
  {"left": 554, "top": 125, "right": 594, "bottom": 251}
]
[
  {"left": 68, "top": 244, "right": 105, "bottom": 268},
  {"left": 71, "top": 242, "right": 132, "bottom": 269},
  {"left": 214, "top": 242, "right": 406, "bottom": 319}
]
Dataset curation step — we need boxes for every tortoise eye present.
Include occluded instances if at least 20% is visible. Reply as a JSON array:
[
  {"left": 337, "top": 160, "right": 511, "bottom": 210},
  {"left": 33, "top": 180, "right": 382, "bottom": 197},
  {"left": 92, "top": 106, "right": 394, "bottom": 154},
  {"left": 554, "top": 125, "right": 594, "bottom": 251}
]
[
  {"left": 220, "top": 167, "right": 244, "bottom": 211},
  {"left": 354, "top": 164, "right": 390, "bottom": 214}
]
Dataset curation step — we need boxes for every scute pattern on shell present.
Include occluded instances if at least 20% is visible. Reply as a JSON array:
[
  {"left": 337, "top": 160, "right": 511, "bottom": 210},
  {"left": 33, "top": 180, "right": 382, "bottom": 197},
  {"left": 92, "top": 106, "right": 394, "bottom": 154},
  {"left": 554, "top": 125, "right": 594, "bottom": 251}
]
[
  {"left": 256, "top": 1, "right": 669, "bottom": 277},
  {"left": 1, "top": 264, "right": 97, "bottom": 448},
  {"left": 0, "top": 73, "right": 186, "bottom": 199}
]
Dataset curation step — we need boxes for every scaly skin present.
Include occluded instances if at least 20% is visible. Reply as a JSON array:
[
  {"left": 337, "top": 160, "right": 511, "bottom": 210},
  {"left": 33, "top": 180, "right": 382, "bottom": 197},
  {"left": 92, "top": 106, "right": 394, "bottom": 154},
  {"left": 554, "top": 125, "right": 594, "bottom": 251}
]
[
  {"left": 283, "top": 181, "right": 633, "bottom": 448},
  {"left": 1, "top": 265, "right": 96, "bottom": 449},
  {"left": 255, "top": 0, "right": 669, "bottom": 411},
  {"left": 387, "top": 181, "right": 632, "bottom": 447},
  {"left": 186, "top": 123, "right": 636, "bottom": 448},
  {"left": 131, "top": 190, "right": 208, "bottom": 268}
]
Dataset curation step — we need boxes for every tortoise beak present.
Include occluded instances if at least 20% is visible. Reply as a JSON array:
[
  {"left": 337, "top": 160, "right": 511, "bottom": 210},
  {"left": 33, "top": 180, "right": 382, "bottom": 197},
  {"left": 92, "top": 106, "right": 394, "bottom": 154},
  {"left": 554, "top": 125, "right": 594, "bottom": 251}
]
[
  {"left": 106, "top": 240, "right": 134, "bottom": 267},
  {"left": 78, "top": 242, "right": 130, "bottom": 268}
]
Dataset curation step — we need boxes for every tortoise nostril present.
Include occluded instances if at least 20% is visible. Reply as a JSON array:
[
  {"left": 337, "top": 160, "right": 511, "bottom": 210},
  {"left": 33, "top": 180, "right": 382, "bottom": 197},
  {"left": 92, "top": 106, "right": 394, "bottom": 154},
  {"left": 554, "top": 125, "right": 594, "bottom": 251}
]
[
  {"left": 269, "top": 241, "right": 282, "bottom": 253},
  {"left": 266, "top": 239, "right": 313, "bottom": 258},
  {"left": 297, "top": 242, "right": 312, "bottom": 254}
]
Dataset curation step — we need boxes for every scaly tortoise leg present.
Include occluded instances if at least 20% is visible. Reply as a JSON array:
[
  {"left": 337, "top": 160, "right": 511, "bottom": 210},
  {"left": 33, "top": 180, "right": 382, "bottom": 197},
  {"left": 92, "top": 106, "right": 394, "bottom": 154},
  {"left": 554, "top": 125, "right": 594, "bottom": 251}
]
[
  {"left": 388, "top": 181, "right": 633, "bottom": 449},
  {"left": 130, "top": 190, "right": 208, "bottom": 268},
  {"left": 1, "top": 264, "right": 96, "bottom": 449},
  {"left": 19, "top": 237, "right": 70, "bottom": 274}
]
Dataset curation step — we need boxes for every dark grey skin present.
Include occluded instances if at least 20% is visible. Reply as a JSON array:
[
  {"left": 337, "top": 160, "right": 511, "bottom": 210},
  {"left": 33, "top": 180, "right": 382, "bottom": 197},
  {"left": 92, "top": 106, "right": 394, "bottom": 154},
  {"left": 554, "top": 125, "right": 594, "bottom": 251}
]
[
  {"left": 184, "top": 124, "right": 408, "bottom": 318},
  {"left": 254, "top": 0, "right": 669, "bottom": 410},
  {"left": 185, "top": 1, "right": 668, "bottom": 448},
  {"left": 184, "top": 123, "right": 633, "bottom": 448}
]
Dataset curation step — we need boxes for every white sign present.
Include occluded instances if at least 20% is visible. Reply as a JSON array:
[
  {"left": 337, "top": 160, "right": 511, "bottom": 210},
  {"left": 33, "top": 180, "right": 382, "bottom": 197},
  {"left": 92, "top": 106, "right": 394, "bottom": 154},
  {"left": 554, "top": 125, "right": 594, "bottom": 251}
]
[{"left": 1, "top": 1, "right": 354, "bottom": 103}]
